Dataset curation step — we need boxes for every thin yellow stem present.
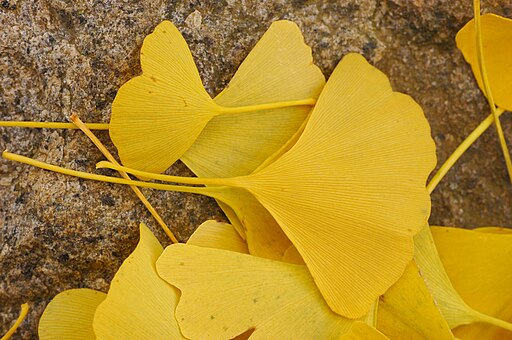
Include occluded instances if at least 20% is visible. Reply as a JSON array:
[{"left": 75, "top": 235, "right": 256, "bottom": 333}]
[
  {"left": 474, "top": 0, "right": 512, "bottom": 183},
  {"left": 70, "top": 114, "right": 178, "bottom": 244},
  {"left": 96, "top": 161, "right": 237, "bottom": 187},
  {"left": 1, "top": 303, "right": 29, "bottom": 340},
  {"left": 217, "top": 98, "right": 316, "bottom": 115},
  {"left": 427, "top": 108, "right": 507, "bottom": 194},
  {"left": 2, "top": 151, "right": 215, "bottom": 195},
  {"left": 0, "top": 121, "right": 109, "bottom": 130},
  {"left": 473, "top": 309, "right": 512, "bottom": 333},
  {"left": 0, "top": 98, "right": 315, "bottom": 130}
]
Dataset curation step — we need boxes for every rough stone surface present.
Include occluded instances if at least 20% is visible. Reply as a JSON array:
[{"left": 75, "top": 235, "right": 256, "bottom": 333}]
[{"left": 1, "top": 0, "right": 511, "bottom": 337}]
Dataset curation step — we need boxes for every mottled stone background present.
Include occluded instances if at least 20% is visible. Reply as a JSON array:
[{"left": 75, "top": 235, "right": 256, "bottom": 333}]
[{"left": 1, "top": 0, "right": 511, "bottom": 338}]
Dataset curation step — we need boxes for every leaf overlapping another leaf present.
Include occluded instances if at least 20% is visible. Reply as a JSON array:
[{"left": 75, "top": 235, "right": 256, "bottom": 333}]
[{"left": 432, "top": 226, "right": 512, "bottom": 339}]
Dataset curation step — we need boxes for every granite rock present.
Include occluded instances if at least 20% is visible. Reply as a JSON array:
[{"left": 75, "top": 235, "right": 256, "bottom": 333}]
[{"left": 1, "top": 0, "right": 511, "bottom": 337}]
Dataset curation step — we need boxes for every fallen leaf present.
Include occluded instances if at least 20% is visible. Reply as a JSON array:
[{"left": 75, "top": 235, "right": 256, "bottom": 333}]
[
  {"left": 182, "top": 20, "right": 325, "bottom": 178},
  {"left": 456, "top": 13, "right": 512, "bottom": 110},
  {"left": 432, "top": 226, "right": 512, "bottom": 339},
  {"left": 156, "top": 243, "right": 371, "bottom": 339},
  {"left": 109, "top": 21, "right": 219, "bottom": 174},
  {"left": 377, "top": 261, "right": 454, "bottom": 339},
  {"left": 414, "top": 225, "right": 512, "bottom": 336},
  {"left": 93, "top": 223, "right": 184, "bottom": 339},
  {"left": 221, "top": 53, "right": 436, "bottom": 317},
  {"left": 38, "top": 289, "right": 105, "bottom": 340}
]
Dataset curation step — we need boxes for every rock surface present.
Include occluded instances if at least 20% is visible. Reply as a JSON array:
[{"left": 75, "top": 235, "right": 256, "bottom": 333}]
[{"left": 1, "top": 0, "right": 511, "bottom": 337}]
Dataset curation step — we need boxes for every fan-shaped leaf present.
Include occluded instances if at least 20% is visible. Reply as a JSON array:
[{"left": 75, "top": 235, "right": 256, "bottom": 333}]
[
  {"left": 414, "top": 225, "right": 512, "bottom": 336},
  {"left": 227, "top": 53, "right": 436, "bottom": 317},
  {"left": 456, "top": 13, "right": 512, "bottom": 110},
  {"left": 109, "top": 21, "right": 219, "bottom": 174},
  {"left": 432, "top": 226, "right": 512, "bottom": 339},
  {"left": 182, "top": 20, "right": 325, "bottom": 178},
  {"left": 93, "top": 223, "right": 184, "bottom": 339},
  {"left": 156, "top": 244, "right": 370, "bottom": 339},
  {"left": 377, "top": 262, "right": 454, "bottom": 339},
  {"left": 39, "top": 289, "right": 106, "bottom": 340}
]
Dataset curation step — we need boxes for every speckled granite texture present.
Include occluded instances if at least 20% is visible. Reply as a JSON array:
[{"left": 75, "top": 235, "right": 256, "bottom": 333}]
[{"left": 1, "top": 0, "right": 511, "bottom": 338}]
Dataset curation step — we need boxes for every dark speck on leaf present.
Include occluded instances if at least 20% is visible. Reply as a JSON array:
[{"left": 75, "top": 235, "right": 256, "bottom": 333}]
[
  {"left": 210, "top": 315, "right": 215, "bottom": 320},
  {"left": 179, "top": 261, "right": 185, "bottom": 266},
  {"left": 253, "top": 298, "right": 258, "bottom": 303}
]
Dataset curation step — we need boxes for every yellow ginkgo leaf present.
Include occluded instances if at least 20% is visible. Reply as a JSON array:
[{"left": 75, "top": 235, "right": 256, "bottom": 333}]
[
  {"left": 186, "top": 219, "right": 249, "bottom": 254},
  {"left": 156, "top": 243, "right": 370, "bottom": 339},
  {"left": 377, "top": 261, "right": 454, "bottom": 340},
  {"left": 340, "top": 322, "right": 389, "bottom": 340},
  {"left": 431, "top": 226, "right": 512, "bottom": 339},
  {"left": 456, "top": 13, "right": 512, "bottom": 110},
  {"left": 110, "top": 20, "right": 219, "bottom": 174},
  {"left": 38, "top": 289, "right": 105, "bottom": 340},
  {"left": 414, "top": 225, "right": 512, "bottom": 334},
  {"left": 182, "top": 20, "right": 325, "bottom": 178},
  {"left": 222, "top": 52, "right": 436, "bottom": 317},
  {"left": 93, "top": 223, "right": 184, "bottom": 339}
]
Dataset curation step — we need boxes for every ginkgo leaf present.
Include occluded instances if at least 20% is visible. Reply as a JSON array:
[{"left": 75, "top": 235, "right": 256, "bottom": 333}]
[
  {"left": 93, "top": 223, "right": 184, "bottom": 339},
  {"left": 456, "top": 13, "right": 512, "bottom": 110},
  {"left": 186, "top": 219, "right": 249, "bottom": 254},
  {"left": 38, "top": 288, "right": 106, "bottom": 340},
  {"left": 156, "top": 244, "right": 370, "bottom": 339},
  {"left": 96, "top": 52, "right": 436, "bottom": 318},
  {"left": 377, "top": 261, "right": 454, "bottom": 339},
  {"left": 109, "top": 20, "right": 220, "bottom": 174},
  {"left": 414, "top": 225, "right": 512, "bottom": 334},
  {"left": 431, "top": 226, "right": 512, "bottom": 339},
  {"left": 340, "top": 322, "right": 389, "bottom": 340},
  {"left": 221, "top": 52, "right": 436, "bottom": 317},
  {"left": 181, "top": 20, "right": 325, "bottom": 178}
]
